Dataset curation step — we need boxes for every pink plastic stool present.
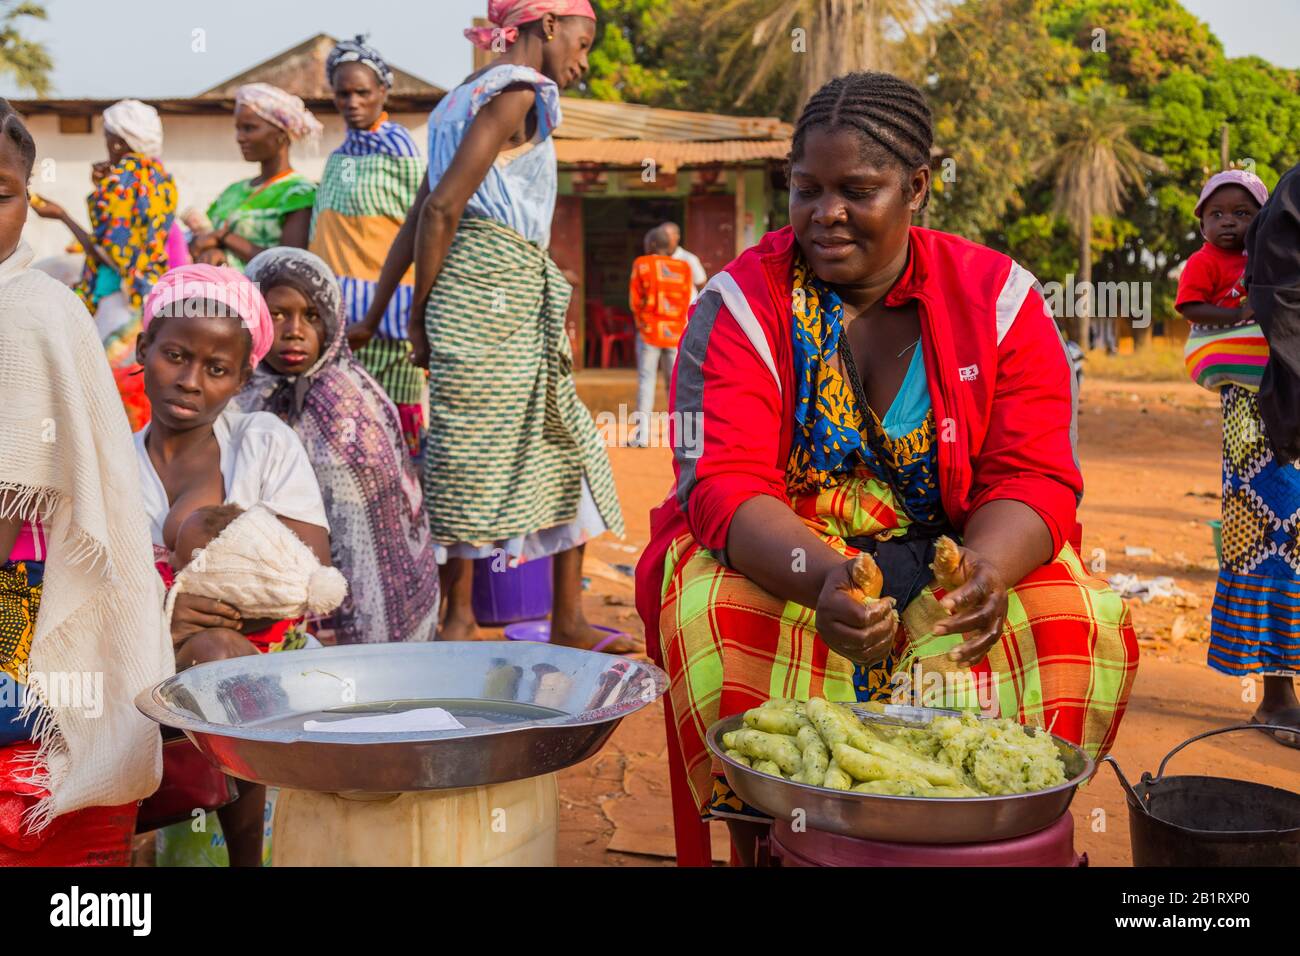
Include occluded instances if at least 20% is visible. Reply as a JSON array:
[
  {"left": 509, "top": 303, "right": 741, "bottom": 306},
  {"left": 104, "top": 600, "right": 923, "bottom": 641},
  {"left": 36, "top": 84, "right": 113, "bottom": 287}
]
[{"left": 769, "top": 810, "right": 1084, "bottom": 867}]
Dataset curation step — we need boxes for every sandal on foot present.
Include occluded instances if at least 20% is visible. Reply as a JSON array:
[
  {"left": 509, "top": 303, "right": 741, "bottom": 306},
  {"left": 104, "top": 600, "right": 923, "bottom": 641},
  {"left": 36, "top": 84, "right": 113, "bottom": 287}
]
[{"left": 1250, "top": 713, "right": 1300, "bottom": 749}]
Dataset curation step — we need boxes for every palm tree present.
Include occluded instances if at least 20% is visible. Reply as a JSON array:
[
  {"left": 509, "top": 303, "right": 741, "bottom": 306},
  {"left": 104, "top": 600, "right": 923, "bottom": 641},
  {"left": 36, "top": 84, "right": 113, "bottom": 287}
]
[
  {"left": 0, "top": 1, "right": 51, "bottom": 97},
  {"left": 705, "top": 0, "right": 942, "bottom": 110},
  {"left": 1037, "top": 86, "right": 1164, "bottom": 347}
]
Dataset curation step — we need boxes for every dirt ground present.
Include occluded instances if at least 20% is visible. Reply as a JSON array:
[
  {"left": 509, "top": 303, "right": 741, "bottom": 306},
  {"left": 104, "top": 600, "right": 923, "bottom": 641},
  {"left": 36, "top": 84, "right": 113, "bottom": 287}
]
[{"left": 554, "top": 373, "right": 1300, "bottom": 866}]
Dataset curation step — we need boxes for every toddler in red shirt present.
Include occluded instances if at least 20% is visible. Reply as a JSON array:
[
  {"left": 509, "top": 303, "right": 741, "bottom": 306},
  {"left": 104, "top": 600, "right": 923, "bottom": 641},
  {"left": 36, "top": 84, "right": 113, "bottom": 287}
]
[{"left": 1177, "top": 169, "right": 1269, "bottom": 390}]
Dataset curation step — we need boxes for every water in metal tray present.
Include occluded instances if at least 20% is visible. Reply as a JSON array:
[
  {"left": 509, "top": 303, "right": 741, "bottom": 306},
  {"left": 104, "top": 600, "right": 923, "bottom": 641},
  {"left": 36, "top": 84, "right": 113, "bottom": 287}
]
[{"left": 253, "top": 697, "right": 568, "bottom": 732}]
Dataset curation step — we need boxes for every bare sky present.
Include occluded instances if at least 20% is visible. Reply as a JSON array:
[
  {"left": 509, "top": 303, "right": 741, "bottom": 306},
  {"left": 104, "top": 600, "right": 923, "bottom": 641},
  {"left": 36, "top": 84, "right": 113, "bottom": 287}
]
[
  {"left": 1, "top": 0, "right": 1296, "bottom": 101},
  {"left": 0, "top": 0, "right": 487, "bottom": 98}
]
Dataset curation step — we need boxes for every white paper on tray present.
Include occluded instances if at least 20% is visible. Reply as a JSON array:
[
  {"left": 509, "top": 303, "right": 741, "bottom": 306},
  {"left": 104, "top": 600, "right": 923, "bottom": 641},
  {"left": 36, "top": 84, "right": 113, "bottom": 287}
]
[{"left": 304, "top": 707, "right": 466, "bottom": 734}]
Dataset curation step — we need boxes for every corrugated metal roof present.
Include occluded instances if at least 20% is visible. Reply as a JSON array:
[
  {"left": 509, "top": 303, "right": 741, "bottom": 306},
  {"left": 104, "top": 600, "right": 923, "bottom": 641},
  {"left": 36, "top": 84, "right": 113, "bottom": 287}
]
[
  {"left": 556, "top": 139, "right": 789, "bottom": 172},
  {"left": 556, "top": 97, "right": 791, "bottom": 142}
]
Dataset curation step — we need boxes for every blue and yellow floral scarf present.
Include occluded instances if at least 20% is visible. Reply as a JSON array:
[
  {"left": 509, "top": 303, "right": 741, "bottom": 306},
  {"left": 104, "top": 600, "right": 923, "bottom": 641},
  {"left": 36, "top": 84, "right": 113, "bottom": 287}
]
[{"left": 786, "top": 258, "right": 866, "bottom": 495}]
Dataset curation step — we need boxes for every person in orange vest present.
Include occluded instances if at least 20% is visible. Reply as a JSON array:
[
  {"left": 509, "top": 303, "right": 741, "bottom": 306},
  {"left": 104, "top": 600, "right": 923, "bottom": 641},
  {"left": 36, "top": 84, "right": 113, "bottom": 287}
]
[{"left": 629, "top": 225, "right": 695, "bottom": 447}]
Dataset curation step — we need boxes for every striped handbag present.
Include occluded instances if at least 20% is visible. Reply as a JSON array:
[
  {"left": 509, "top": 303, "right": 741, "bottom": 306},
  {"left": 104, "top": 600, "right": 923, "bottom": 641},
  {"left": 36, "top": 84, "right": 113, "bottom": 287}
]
[{"left": 1183, "top": 321, "right": 1268, "bottom": 392}]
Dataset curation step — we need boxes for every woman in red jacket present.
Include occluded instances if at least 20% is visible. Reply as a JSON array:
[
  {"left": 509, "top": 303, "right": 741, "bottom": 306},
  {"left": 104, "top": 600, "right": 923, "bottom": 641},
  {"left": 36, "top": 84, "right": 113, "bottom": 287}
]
[{"left": 635, "top": 72, "right": 1138, "bottom": 839}]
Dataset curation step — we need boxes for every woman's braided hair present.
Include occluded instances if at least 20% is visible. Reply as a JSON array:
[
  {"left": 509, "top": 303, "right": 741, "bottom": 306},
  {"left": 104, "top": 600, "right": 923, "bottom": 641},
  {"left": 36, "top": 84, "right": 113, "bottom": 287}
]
[
  {"left": 790, "top": 72, "right": 934, "bottom": 208},
  {"left": 0, "top": 99, "right": 35, "bottom": 177}
]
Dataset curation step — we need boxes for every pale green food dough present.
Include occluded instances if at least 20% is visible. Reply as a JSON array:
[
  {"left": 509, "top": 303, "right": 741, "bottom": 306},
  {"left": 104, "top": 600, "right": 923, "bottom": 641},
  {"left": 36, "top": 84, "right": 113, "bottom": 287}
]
[{"left": 750, "top": 699, "right": 1068, "bottom": 797}]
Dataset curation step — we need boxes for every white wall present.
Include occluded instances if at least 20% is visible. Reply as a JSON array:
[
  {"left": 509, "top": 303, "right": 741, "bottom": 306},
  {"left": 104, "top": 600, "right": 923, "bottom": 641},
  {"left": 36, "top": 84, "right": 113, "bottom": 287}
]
[{"left": 21, "top": 110, "right": 431, "bottom": 261}]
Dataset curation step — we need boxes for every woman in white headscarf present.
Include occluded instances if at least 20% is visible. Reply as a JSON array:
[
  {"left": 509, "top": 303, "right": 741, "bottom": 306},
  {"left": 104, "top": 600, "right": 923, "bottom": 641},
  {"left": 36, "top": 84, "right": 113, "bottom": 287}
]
[{"left": 31, "top": 99, "right": 180, "bottom": 431}]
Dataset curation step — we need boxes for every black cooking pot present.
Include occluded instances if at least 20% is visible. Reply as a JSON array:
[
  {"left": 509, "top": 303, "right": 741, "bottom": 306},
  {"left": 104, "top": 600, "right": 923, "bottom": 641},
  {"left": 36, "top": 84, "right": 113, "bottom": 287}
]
[{"left": 1103, "top": 724, "right": 1300, "bottom": 867}]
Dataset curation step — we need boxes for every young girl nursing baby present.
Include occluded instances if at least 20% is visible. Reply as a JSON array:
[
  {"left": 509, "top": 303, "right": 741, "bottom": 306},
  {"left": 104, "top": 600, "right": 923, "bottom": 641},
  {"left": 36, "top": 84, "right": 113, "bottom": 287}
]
[
  {"left": 133, "top": 262, "right": 339, "bottom": 864},
  {"left": 164, "top": 503, "right": 346, "bottom": 659}
]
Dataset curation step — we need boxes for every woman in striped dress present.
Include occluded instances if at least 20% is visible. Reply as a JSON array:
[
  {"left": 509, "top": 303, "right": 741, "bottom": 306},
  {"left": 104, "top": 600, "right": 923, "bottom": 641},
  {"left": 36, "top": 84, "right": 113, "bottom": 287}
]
[
  {"left": 311, "top": 36, "right": 429, "bottom": 462},
  {"left": 368, "top": 1, "right": 635, "bottom": 652}
]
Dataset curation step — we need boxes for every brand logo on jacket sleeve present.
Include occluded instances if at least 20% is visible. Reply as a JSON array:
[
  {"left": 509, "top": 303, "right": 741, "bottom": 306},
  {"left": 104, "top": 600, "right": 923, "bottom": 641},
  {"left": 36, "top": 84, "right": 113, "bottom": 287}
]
[{"left": 958, "top": 364, "right": 980, "bottom": 382}]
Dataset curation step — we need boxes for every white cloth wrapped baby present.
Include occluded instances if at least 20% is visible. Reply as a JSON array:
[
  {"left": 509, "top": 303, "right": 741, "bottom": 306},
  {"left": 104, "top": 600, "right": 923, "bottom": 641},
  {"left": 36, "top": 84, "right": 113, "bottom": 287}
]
[{"left": 164, "top": 503, "right": 347, "bottom": 632}]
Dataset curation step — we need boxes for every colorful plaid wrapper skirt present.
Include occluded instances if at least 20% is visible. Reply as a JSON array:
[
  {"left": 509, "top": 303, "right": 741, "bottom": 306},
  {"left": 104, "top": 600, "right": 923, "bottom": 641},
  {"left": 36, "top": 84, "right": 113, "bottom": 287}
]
[{"left": 655, "top": 473, "right": 1140, "bottom": 814}]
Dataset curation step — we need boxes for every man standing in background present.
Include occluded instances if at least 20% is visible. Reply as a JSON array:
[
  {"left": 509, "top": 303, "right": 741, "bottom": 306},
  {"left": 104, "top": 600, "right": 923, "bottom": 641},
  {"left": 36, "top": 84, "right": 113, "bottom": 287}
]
[
  {"left": 630, "top": 225, "right": 694, "bottom": 447},
  {"left": 661, "top": 221, "right": 707, "bottom": 302}
]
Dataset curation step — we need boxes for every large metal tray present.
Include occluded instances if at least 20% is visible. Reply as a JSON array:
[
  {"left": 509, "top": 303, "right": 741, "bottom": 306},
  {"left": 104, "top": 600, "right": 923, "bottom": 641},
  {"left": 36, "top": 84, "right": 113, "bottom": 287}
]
[
  {"left": 136, "top": 641, "right": 666, "bottom": 793},
  {"left": 706, "top": 710, "right": 1094, "bottom": 844}
]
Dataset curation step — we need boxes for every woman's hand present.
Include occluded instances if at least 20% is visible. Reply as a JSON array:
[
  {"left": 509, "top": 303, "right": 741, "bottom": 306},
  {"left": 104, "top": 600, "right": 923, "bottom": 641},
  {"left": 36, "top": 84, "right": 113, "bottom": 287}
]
[
  {"left": 346, "top": 323, "right": 376, "bottom": 353},
  {"left": 91, "top": 160, "right": 111, "bottom": 184},
  {"left": 932, "top": 544, "right": 1007, "bottom": 665},
  {"left": 408, "top": 304, "right": 430, "bottom": 369},
  {"left": 190, "top": 230, "right": 222, "bottom": 255},
  {"left": 170, "top": 592, "right": 242, "bottom": 645},
  {"left": 30, "top": 198, "right": 66, "bottom": 220},
  {"left": 815, "top": 558, "right": 898, "bottom": 665},
  {"left": 195, "top": 247, "right": 228, "bottom": 267}
]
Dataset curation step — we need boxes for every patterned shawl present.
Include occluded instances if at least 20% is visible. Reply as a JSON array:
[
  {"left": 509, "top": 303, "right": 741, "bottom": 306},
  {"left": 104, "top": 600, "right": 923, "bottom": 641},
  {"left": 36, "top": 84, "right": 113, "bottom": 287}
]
[
  {"left": 236, "top": 248, "right": 438, "bottom": 643},
  {"left": 787, "top": 257, "right": 865, "bottom": 495}
]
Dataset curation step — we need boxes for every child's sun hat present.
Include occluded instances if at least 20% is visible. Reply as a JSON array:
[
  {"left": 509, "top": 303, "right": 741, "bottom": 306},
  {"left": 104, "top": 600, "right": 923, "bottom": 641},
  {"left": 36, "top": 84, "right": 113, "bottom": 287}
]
[{"left": 1195, "top": 169, "right": 1269, "bottom": 218}]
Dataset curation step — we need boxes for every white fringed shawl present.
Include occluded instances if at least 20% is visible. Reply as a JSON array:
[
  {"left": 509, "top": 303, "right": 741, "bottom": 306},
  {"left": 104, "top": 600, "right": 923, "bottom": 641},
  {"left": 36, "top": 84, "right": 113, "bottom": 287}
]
[{"left": 0, "top": 241, "right": 171, "bottom": 831}]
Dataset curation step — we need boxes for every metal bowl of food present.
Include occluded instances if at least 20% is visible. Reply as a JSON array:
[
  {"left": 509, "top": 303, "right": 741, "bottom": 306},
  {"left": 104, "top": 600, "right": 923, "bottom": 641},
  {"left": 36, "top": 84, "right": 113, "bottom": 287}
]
[
  {"left": 705, "top": 710, "right": 1094, "bottom": 844},
  {"left": 137, "top": 641, "right": 666, "bottom": 793}
]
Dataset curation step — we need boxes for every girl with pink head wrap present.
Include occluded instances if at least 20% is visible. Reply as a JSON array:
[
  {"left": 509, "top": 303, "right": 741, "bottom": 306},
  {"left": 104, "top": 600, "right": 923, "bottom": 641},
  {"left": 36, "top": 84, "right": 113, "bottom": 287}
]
[
  {"left": 141, "top": 263, "right": 275, "bottom": 369},
  {"left": 133, "top": 261, "right": 331, "bottom": 867}
]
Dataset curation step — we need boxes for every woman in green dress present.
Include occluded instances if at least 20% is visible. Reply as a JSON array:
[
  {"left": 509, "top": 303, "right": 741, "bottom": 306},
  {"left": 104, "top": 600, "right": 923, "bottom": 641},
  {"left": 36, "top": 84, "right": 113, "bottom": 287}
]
[{"left": 191, "top": 83, "right": 322, "bottom": 271}]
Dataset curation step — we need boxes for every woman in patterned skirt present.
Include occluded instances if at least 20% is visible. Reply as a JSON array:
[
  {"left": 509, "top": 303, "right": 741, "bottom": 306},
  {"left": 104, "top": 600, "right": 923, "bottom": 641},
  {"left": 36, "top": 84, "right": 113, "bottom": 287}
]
[
  {"left": 1205, "top": 162, "right": 1300, "bottom": 746},
  {"left": 367, "top": 1, "right": 636, "bottom": 652},
  {"left": 634, "top": 72, "right": 1139, "bottom": 858},
  {"left": 31, "top": 99, "right": 177, "bottom": 430}
]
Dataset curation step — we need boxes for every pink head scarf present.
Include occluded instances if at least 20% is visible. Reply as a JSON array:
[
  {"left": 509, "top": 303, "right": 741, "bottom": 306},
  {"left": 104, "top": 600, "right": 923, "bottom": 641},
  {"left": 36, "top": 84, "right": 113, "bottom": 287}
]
[
  {"left": 141, "top": 264, "right": 275, "bottom": 369},
  {"left": 464, "top": 0, "right": 596, "bottom": 50},
  {"left": 234, "top": 83, "right": 324, "bottom": 143}
]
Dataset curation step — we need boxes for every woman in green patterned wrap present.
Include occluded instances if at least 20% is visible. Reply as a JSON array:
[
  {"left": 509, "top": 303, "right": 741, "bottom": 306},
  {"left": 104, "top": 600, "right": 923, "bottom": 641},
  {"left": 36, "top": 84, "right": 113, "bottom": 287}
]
[{"left": 368, "top": 5, "right": 638, "bottom": 653}]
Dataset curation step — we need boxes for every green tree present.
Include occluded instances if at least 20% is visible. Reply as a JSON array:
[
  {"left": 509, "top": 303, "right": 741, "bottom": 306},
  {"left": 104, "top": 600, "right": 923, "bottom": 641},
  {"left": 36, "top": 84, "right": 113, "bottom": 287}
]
[
  {"left": 577, "top": 0, "right": 796, "bottom": 118},
  {"left": 923, "top": 0, "right": 1080, "bottom": 241},
  {"left": 1139, "top": 59, "right": 1300, "bottom": 270},
  {"left": 580, "top": 0, "right": 685, "bottom": 103},
  {"left": 1040, "top": 0, "right": 1299, "bottom": 346},
  {"left": 1040, "top": 0, "right": 1222, "bottom": 93},
  {"left": 705, "top": 0, "right": 938, "bottom": 112},
  {"left": 1036, "top": 85, "right": 1164, "bottom": 345},
  {"left": 0, "top": 1, "right": 50, "bottom": 96}
]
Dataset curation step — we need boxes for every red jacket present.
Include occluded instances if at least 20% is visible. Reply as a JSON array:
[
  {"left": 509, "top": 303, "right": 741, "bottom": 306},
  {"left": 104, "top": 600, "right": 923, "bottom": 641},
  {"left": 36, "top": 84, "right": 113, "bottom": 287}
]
[{"left": 634, "top": 226, "right": 1082, "bottom": 655}]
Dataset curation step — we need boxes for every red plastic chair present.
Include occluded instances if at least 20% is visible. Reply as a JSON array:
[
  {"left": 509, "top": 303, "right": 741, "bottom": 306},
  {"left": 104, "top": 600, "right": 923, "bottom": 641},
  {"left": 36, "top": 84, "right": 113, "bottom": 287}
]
[
  {"left": 604, "top": 307, "right": 636, "bottom": 367},
  {"left": 587, "top": 304, "right": 636, "bottom": 368},
  {"left": 584, "top": 303, "right": 605, "bottom": 368}
]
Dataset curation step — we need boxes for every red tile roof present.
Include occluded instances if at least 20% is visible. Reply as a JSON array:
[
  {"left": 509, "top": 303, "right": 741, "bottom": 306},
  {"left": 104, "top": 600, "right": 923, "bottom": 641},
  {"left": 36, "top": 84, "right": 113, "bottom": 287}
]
[{"left": 556, "top": 139, "right": 789, "bottom": 172}]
